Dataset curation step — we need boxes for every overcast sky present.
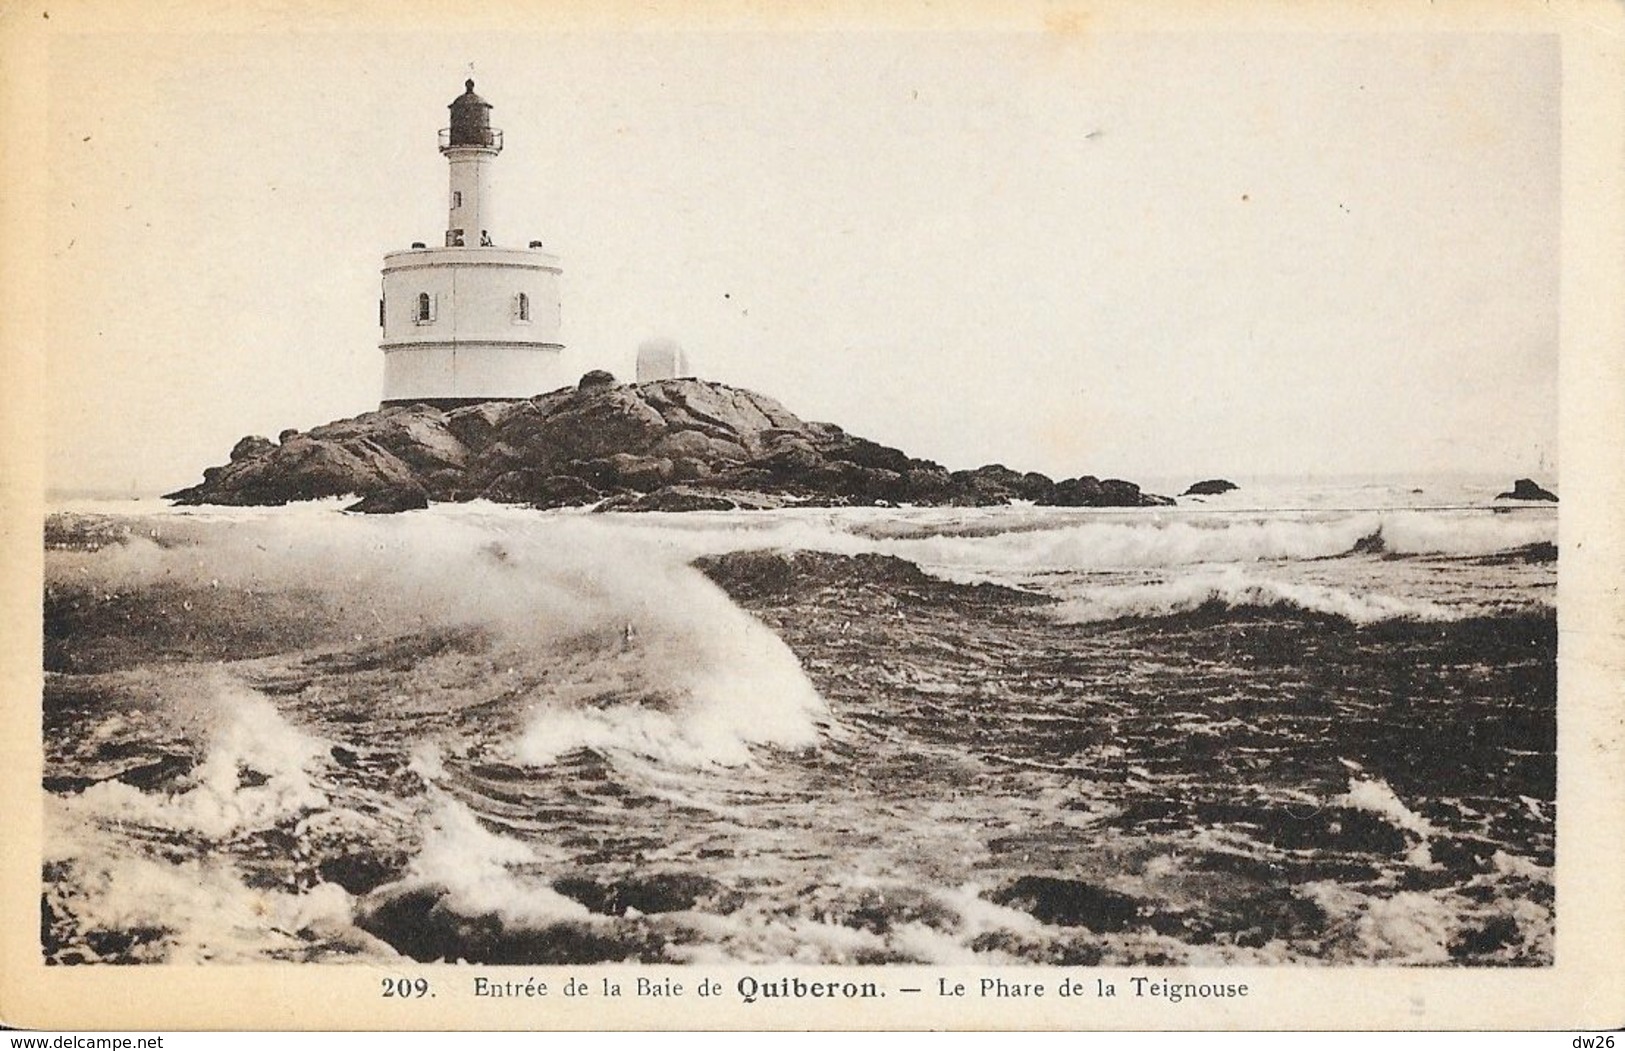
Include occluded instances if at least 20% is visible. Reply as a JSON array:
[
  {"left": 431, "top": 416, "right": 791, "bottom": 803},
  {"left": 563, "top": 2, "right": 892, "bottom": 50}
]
[{"left": 44, "top": 27, "right": 1560, "bottom": 494}]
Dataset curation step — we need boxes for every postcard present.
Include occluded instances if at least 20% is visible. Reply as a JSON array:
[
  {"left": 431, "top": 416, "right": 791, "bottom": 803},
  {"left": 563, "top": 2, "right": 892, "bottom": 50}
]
[{"left": 3, "top": 0, "right": 1621, "bottom": 1032}]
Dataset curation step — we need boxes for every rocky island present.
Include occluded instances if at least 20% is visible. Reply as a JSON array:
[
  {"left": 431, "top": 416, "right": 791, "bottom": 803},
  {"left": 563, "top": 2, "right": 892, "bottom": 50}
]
[{"left": 165, "top": 374, "right": 1173, "bottom": 512}]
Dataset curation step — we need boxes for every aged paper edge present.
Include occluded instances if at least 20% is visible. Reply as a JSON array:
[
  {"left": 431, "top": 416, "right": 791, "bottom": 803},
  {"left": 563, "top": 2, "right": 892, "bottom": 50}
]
[{"left": 2, "top": 0, "right": 1622, "bottom": 1032}]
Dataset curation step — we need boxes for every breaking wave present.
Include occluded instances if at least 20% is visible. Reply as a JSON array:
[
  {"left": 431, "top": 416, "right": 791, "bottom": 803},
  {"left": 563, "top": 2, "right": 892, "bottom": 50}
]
[
  {"left": 563, "top": 505, "right": 1556, "bottom": 587},
  {"left": 65, "top": 672, "right": 330, "bottom": 838},
  {"left": 870, "top": 512, "right": 1554, "bottom": 581},
  {"left": 47, "top": 512, "right": 828, "bottom": 768},
  {"left": 1049, "top": 567, "right": 1469, "bottom": 625}
]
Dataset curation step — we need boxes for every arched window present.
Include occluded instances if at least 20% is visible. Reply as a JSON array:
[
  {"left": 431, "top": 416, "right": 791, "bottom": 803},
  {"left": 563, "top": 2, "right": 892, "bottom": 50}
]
[
  {"left": 417, "top": 293, "right": 433, "bottom": 322},
  {"left": 517, "top": 292, "right": 530, "bottom": 322}
]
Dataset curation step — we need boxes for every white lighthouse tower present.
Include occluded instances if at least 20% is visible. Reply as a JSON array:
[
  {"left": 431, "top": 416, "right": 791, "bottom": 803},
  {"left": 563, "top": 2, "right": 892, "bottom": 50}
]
[{"left": 379, "top": 80, "right": 564, "bottom": 408}]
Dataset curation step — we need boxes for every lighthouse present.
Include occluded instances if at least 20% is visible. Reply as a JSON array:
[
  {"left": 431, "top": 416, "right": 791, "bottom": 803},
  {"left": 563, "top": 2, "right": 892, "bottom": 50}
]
[{"left": 378, "top": 80, "right": 564, "bottom": 409}]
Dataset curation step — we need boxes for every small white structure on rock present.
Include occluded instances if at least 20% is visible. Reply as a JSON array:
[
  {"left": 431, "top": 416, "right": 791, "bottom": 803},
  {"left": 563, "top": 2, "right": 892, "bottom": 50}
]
[
  {"left": 379, "top": 81, "right": 564, "bottom": 408},
  {"left": 635, "top": 337, "right": 691, "bottom": 382}
]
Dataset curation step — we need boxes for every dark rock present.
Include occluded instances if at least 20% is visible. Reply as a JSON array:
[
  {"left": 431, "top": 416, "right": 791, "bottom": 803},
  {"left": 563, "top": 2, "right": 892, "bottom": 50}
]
[
  {"left": 551, "top": 873, "right": 721, "bottom": 916},
  {"left": 419, "top": 467, "right": 468, "bottom": 501},
  {"left": 111, "top": 753, "right": 195, "bottom": 792},
  {"left": 43, "top": 775, "right": 100, "bottom": 795},
  {"left": 603, "top": 452, "right": 673, "bottom": 491},
  {"left": 900, "top": 465, "right": 955, "bottom": 503},
  {"left": 1182, "top": 478, "right": 1238, "bottom": 497},
  {"left": 992, "top": 876, "right": 1145, "bottom": 932},
  {"left": 669, "top": 456, "right": 711, "bottom": 481},
  {"left": 318, "top": 853, "right": 404, "bottom": 895},
  {"left": 278, "top": 428, "right": 301, "bottom": 444},
  {"left": 1016, "top": 471, "right": 1058, "bottom": 502},
  {"left": 169, "top": 376, "right": 1172, "bottom": 514},
  {"left": 1100, "top": 478, "right": 1149, "bottom": 505},
  {"left": 532, "top": 474, "right": 604, "bottom": 509},
  {"left": 654, "top": 428, "right": 746, "bottom": 464},
  {"left": 165, "top": 434, "right": 420, "bottom": 505},
  {"left": 1042, "top": 475, "right": 1102, "bottom": 506},
  {"left": 1470, "top": 541, "right": 1558, "bottom": 566},
  {"left": 309, "top": 406, "right": 470, "bottom": 474},
  {"left": 949, "top": 464, "right": 1029, "bottom": 505},
  {"left": 343, "top": 483, "right": 429, "bottom": 514},
  {"left": 444, "top": 401, "right": 521, "bottom": 449},
  {"left": 760, "top": 441, "right": 825, "bottom": 478},
  {"left": 1496, "top": 478, "right": 1557, "bottom": 502},
  {"left": 236, "top": 766, "right": 272, "bottom": 789},
  {"left": 1352, "top": 530, "right": 1386, "bottom": 555},
  {"left": 230, "top": 435, "right": 276, "bottom": 462},
  {"left": 479, "top": 469, "right": 545, "bottom": 505},
  {"left": 694, "top": 549, "right": 1048, "bottom": 606},
  {"left": 357, "top": 885, "right": 663, "bottom": 964},
  {"left": 829, "top": 438, "right": 914, "bottom": 474},
  {"left": 1040, "top": 475, "right": 1172, "bottom": 507},
  {"left": 596, "top": 486, "right": 740, "bottom": 512},
  {"left": 478, "top": 469, "right": 602, "bottom": 508}
]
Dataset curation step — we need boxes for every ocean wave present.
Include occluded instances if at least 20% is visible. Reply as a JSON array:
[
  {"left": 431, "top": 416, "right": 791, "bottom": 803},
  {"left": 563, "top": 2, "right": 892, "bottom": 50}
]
[
  {"left": 63, "top": 671, "right": 330, "bottom": 838},
  {"left": 47, "top": 513, "right": 828, "bottom": 768},
  {"left": 608, "top": 507, "right": 1554, "bottom": 578},
  {"left": 909, "top": 511, "right": 1554, "bottom": 576},
  {"left": 371, "top": 792, "right": 591, "bottom": 930},
  {"left": 1050, "top": 567, "right": 1467, "bottom": 625},
  {"left": 41, "top": 820, "right": 366, "bottom": 964}
]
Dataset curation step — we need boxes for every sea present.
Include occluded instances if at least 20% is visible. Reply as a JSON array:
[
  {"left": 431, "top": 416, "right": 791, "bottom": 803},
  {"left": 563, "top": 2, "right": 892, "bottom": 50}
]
[{"left": 39, "top": 474, "right": 1557, "bottom": 967}]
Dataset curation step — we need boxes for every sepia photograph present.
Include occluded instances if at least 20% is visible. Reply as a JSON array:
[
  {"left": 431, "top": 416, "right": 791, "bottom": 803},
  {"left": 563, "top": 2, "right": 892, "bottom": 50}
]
[{"left": 4, "top": 0, "right": 1622, "bottom": 1033}]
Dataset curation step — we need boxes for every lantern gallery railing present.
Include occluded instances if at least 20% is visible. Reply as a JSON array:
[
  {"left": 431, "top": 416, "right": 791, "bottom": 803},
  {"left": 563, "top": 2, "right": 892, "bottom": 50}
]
[{"left": 439, "top": 127, "right": 503, "bottom": 151}]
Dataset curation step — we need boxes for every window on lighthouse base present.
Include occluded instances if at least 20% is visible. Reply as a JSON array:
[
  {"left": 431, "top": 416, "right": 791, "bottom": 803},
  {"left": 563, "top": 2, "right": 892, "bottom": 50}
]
[
  {"left": 515, "top": 292, "right": 530, "bottom": 323},
  {"left": 416, "top": 293, "right": 436, "bottom": 324}
]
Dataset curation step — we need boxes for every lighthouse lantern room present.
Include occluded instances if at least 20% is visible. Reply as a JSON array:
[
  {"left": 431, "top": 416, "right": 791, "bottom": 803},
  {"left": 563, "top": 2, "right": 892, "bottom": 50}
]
[{"left": 379, "top": 80, "right": 563, "bottom": 409}]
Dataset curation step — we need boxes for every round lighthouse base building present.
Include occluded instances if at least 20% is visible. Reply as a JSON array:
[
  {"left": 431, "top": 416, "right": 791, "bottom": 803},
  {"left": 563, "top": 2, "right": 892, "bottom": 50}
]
[
  {"left": 379, "top": 245, "right": 564, "bottom": 409},
  {"left": 378, "top": 80, "right": 566, "bottom": 410}
]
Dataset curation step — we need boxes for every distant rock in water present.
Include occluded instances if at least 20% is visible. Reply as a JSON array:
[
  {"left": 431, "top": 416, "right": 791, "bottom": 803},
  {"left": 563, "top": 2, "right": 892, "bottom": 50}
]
[
  {"left": 1351, "top": 530, "right": 1386, "bottom": 555},
  {"left": 1495, "top": 478, "right": 1558, "bottom": 503},
  {"left": 165, "top": 376, "right": 1174, "bottom": 511},
  {"left": 1182, "top": 478, "right": 1238, "bottom": 497}
]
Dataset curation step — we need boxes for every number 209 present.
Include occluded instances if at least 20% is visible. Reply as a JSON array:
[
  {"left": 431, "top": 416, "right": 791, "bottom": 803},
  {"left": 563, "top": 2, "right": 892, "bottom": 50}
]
[{"left": 381, "top": 977, "right": 431, "bottom": 998}]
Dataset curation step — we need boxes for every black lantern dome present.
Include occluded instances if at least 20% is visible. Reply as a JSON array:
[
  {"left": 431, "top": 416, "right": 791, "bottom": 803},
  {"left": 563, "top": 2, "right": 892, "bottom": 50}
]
[{"left": 442, "top": 79, "right": 501, "bottom": 151}]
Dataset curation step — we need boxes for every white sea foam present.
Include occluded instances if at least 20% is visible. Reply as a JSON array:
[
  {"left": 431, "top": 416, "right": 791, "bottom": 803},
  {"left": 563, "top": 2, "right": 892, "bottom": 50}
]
[
  {"left": 1050, "top": 566, "right": 1460, "bottom": 625},
  {"left": 428, "top": 497, "right": 1553, "bottom": 571},
  {"left": 69, "top": 674, "right": 329, "bottom": 838},
  {"left": 1299, "top": 883, "right": 1455, "bottom": 964},
  {"left": 379, "top": 793, "right": 591, "bottom": 930},
  {"left": 50, "top": 511, "right": 829, "bottom": 769},
  {"left": 1336, "top": 777, "right": 1436, "bottom": 838},
  {"left": 44, "top": 795, "right": 370, "bottom": 964},
  {"left": 56, "top": 498, "right": 1554, "bottom": 602},
  {"left": 1374, "top": 512, "right": 1554, "bottom": 557},
  {"left": 1349, "top": 891, "right": 1458, "bottom": 963}
]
